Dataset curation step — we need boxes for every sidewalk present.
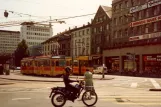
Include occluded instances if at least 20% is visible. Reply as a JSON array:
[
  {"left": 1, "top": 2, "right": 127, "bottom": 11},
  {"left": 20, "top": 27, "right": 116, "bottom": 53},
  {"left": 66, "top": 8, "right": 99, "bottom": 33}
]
[{"left": 0, "top": 70, "right": 114, "bottom": 82}]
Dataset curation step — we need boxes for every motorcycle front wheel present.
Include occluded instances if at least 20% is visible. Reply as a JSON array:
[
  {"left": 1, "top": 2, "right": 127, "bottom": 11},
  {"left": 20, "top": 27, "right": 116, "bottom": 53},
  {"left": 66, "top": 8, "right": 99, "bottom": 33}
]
[
  {"left": 82, "top": 91, "right": 98, "bottom": 106},
  {"left": 51, "top": 92, "right": 66, "bottom": 107}
]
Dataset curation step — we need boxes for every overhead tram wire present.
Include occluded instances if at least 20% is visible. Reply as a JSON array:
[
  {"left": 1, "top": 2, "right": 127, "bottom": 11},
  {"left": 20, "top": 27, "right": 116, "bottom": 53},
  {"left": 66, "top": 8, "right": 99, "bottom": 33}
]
[{"left": 0, "top": 4, "right": 139, "bottom": 28}]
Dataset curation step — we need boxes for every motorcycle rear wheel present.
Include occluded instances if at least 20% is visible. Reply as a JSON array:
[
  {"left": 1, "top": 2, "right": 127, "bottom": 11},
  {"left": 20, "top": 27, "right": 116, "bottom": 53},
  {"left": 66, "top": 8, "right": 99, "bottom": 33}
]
[{"left": 51, "top": 92, "right": 66, "bottom": 107}]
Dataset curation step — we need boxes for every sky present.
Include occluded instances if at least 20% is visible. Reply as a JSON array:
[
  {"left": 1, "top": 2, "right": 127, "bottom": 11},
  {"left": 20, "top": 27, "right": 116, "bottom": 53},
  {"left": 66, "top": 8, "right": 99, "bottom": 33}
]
[{"left": 0, "top": 0, "right": 112, "bottom": 35}]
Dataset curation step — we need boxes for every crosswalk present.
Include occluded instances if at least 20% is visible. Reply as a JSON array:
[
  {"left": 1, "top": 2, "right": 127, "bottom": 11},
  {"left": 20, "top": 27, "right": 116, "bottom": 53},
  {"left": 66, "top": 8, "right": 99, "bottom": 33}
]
[
  {"left": 97, "top": 92, "right": 161, "bottom": 106},
  {"left": 100, "top": 78, "right": 161, "bottom": 89}
]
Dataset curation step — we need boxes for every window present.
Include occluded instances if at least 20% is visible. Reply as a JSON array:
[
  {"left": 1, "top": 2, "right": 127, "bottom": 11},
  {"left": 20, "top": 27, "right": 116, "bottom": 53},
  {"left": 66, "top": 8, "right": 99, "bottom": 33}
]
[
  {"left": 107, "top": 24, "right": 109, "bottom": 30},
  {"left": 100, "top": 26, "right": 103, "bottom": 32},
  {"left": 99, "top": 17, "right": 103, "bottom": 22},
  {"left": 137, "top": 26, "right": 141, "bottom": 35},
  {"left": 86, "top": 29, "right": 89, "bottom": 34},
  {"left": 119, "top": 3, "right": 123, "bottom": 11},
  {"left": 82, "top": 30, "right": 85, "bottom": 35},
  {"left": 145, "top": 24, "right": 149, "bottom": 33},
  {"left": 113, "top": 31, "right": 117, "bottom": 38},
  {"left": 125, "top": 29, "right": 128, "bottom": 36},
  {"left": 131, "top": 0, "right": 134, "bottom": 6},
  {"left": 119, "top": 30, "right": 122, "bottom": 38},
  {"left": 138, "top": 11, "right": 142, "bottom": 19},
  {"left": 104, "top": 16, "right": 106, "bottom": 20},
  {"left": 113, "top": 6, "right": 116, "bottom": 12},
  {"left": 119, "top": 16, "right": 123, "bottom": 24},
  {"left": 154, "top": 22, "right": 157, "bottom": 32},
  {"left": 125, "top": 1, "right": 128, "bottom": 7},
  {"left": 94, "top": 28, "right": 96, "bottom": 33}
]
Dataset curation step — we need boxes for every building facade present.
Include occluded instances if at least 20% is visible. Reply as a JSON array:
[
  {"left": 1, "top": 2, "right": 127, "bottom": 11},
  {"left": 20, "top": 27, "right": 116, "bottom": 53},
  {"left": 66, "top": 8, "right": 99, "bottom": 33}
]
[
  {"left": 71, "top": 24, "right": 91, "bottom": 57},
  {"left": 58, "top": 31, "right": 71, "bottom": 56},
  {"left": 0, "top": 30, "right": 20, "bottom": 55},
  {"left": 103, "top": 0, "right": 161, "bottom": 74},
  {"left": 91, "top": 5, "right": 111, "bottom": 66},
  {"left": 20, "top": 22, "right": 53, "bottom": 47},
  {"left": 42, "top": 35, "right": 59, "bottom": 56}
]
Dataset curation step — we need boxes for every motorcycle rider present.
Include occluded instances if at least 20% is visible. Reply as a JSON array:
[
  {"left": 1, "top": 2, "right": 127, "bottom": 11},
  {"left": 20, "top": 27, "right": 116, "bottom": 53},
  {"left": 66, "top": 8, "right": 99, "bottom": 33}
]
[{"left": 63, "top": 66, "right": 79, "bottom": 102}]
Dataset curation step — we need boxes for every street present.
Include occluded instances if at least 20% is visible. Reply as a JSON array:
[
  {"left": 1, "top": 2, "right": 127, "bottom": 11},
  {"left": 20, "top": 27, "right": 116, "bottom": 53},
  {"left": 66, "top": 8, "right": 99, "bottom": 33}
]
[{"left": 0, "top": 75, "right": 161, "bottom": 107}]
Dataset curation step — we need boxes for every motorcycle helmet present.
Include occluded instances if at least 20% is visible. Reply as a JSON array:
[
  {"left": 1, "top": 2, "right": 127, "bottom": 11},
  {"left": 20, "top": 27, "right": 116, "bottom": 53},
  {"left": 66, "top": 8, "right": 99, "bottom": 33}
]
[{"left": 65, "top": 66, "right": 72, "bottom": 74}]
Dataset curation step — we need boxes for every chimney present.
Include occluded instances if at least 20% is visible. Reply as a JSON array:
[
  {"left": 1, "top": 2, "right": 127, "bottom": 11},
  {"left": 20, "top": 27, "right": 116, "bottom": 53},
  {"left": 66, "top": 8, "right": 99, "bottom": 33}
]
[
  {"left": 88, "top": 22, "right": 90, "bottom": 25},
  {"left": 91, "top": 19, "right": 93, "bottom": 23}
]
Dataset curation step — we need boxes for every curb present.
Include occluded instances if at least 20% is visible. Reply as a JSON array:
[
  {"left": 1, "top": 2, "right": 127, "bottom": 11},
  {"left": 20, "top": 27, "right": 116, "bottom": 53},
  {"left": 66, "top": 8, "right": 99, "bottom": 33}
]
[
  {"left": 70, "top": 76, "right": 114, "bottom": 80},
  {"left": 149, "top": 89, "right": 161, "bottom": 91},
  {"left": 0, "top": 77, "right": 63, "bottom": 82},
  {"left": 0, "top": 83, "right": 14, "bottom": 85}
]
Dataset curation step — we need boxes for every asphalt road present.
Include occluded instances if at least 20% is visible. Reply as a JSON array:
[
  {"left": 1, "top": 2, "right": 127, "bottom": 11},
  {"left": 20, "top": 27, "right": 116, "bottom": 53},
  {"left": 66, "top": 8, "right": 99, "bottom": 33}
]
[{"left": 0, "top": 75, "right": 161, "bottom": 107}]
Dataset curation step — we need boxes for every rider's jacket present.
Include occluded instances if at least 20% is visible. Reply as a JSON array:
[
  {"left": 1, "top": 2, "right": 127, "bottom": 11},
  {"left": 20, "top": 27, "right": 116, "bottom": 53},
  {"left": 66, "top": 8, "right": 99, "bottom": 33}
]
[{"left": 63, "top": 74, "right": 77, "bottom": 87}]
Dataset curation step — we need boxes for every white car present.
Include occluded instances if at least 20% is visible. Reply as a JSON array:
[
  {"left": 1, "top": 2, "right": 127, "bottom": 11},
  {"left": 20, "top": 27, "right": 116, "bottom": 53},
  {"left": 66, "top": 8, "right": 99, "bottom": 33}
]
[{"left": 93, "top": 66, "right": 108, "bottom": 74}]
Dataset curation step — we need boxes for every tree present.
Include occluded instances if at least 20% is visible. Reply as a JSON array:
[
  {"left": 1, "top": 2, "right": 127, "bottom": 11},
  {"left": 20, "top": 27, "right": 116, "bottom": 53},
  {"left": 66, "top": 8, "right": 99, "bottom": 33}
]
[{"left": 14, "top": 39, "right": 29, "bottom": 66}]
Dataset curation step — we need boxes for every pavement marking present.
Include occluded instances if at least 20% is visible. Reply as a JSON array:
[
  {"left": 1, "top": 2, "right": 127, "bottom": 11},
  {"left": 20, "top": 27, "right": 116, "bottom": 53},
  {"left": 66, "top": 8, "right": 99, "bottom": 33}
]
[
  {"left": 12, "top": 98, "right": 31, "bottom": 101},
  {"left": 130, "top": 83, "right": 137, "bottom": 88},
  {"left": 150, "top": 79, "right": 161, "bottom": 89}
]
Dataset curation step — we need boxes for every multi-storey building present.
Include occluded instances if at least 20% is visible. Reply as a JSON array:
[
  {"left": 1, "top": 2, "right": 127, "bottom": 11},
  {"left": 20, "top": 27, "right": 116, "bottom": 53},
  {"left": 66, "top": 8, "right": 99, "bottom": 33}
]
[
  {"left": 20, "top": 22, "right": 53, "bottom": 47},
  {"left": 58, "top": 30, "right": 71, "bottom": 56},
  {"left": 0, "top": 30, "right": 20, "bottom": 54},
  {"left": 103, "top": 0, "right": 161, "bottom": 74},
  {"left": 42, "top": 35, "right": 59, "bottom": 56},
  {"left": 91, "top": 5, "right": 111, "bottom": 66},
  {"left": 71, "top": 24, "right": 91, "bottom": 57}
]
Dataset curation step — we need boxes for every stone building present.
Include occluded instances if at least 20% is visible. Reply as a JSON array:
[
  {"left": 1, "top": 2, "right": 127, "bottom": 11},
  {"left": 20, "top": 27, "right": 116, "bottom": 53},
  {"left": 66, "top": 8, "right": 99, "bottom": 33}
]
[
  {"left": 103, "top": 0, "right": 161, "bottom": 74},
  {"left": 91, "top": 5, "right": 111, "bottom": 66}
]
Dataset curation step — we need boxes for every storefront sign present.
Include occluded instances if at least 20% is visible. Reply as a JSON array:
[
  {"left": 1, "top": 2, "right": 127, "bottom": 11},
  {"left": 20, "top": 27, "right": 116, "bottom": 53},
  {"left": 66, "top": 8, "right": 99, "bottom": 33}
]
[
  {"left": 130, "top": 3, "right": 147, "bottom": 13},
  {"left": 130, "top": 15, "right": 161, "bottom": 27},
  {"left": 148, "top": 0, "right": 161, "bottom": 7},
  {"left": 129, "top": 0, "right": 161, "bottom": 13},
  {"left": 129, "top": 32, "right": 161, "bottom": 41},
  {"left": 144, "top": 55, "right": 161, "bottom": 61}
]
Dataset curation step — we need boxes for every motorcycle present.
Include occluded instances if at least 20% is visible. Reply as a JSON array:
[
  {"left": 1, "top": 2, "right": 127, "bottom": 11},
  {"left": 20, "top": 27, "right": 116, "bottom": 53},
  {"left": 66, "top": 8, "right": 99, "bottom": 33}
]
[{"left": 49, "top": 80, "right": 98, "bottom": 107}]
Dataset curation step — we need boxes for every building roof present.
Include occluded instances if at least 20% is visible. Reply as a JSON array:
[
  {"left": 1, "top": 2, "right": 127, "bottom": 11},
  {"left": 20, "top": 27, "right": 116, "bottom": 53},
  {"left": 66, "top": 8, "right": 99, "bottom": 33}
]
[
  {"left": 101, "top": 5, "right": 112, "bottom": 18},
  {"left": 112, "top": 0, "right": 122, "bottom": 4},
  {"left": 0, "top": 30, "right": 20, "bottom": 33}
]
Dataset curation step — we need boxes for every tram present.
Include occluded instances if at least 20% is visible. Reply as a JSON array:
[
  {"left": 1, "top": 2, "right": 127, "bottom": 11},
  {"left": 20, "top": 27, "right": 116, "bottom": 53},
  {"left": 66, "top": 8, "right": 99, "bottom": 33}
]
[{"left": 21, "top": 55, "right": 93, "bottom": 76}]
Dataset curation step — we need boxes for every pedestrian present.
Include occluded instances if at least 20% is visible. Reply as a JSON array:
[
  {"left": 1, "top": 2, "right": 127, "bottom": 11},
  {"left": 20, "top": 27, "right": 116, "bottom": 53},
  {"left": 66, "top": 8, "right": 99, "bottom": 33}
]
[{"left": 84, "top": 68, "right": 95, "bottom": 93}]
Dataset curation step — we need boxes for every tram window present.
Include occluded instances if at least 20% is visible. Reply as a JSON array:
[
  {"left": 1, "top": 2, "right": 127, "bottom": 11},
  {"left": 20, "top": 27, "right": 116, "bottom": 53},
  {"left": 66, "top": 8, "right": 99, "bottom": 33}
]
[
  {"left": 66, "top": 61, "right": 70, "bottom": 66},
  {"left": 73, "top": 61, "right": 78, "bottom": 66},
  {"left": 59, "top": 60, "right": 65, "bottom": 66},
  {"left": 35, "top": 61, "right": 37, "bottom": 66},
  {"left": 56, "top": 61, "right": 59, "bottom": 66},
  {"left": 51, "top": 61, "right": 55, "bottom": 66},
  {"left": 21, "top": 62, "right": 24, "bottom": 67},
  {"left": 43, "top": 60, "right": 47, "bottom": 66}
]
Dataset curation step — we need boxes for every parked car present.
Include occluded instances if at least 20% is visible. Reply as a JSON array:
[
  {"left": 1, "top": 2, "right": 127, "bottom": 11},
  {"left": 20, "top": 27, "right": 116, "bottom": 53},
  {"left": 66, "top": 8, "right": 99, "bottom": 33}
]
[
  {"left": 16, "top": 67, "right": 21, "bottom": 70},
  {"left": 93, "top": 66, "right": 108, "bottom": 74}
]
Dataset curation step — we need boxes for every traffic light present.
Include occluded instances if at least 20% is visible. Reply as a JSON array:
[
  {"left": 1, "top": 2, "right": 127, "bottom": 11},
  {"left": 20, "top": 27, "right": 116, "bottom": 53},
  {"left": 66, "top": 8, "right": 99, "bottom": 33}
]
[{"left": 4, "top": 10, "right": 9, "bottom": 18}]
